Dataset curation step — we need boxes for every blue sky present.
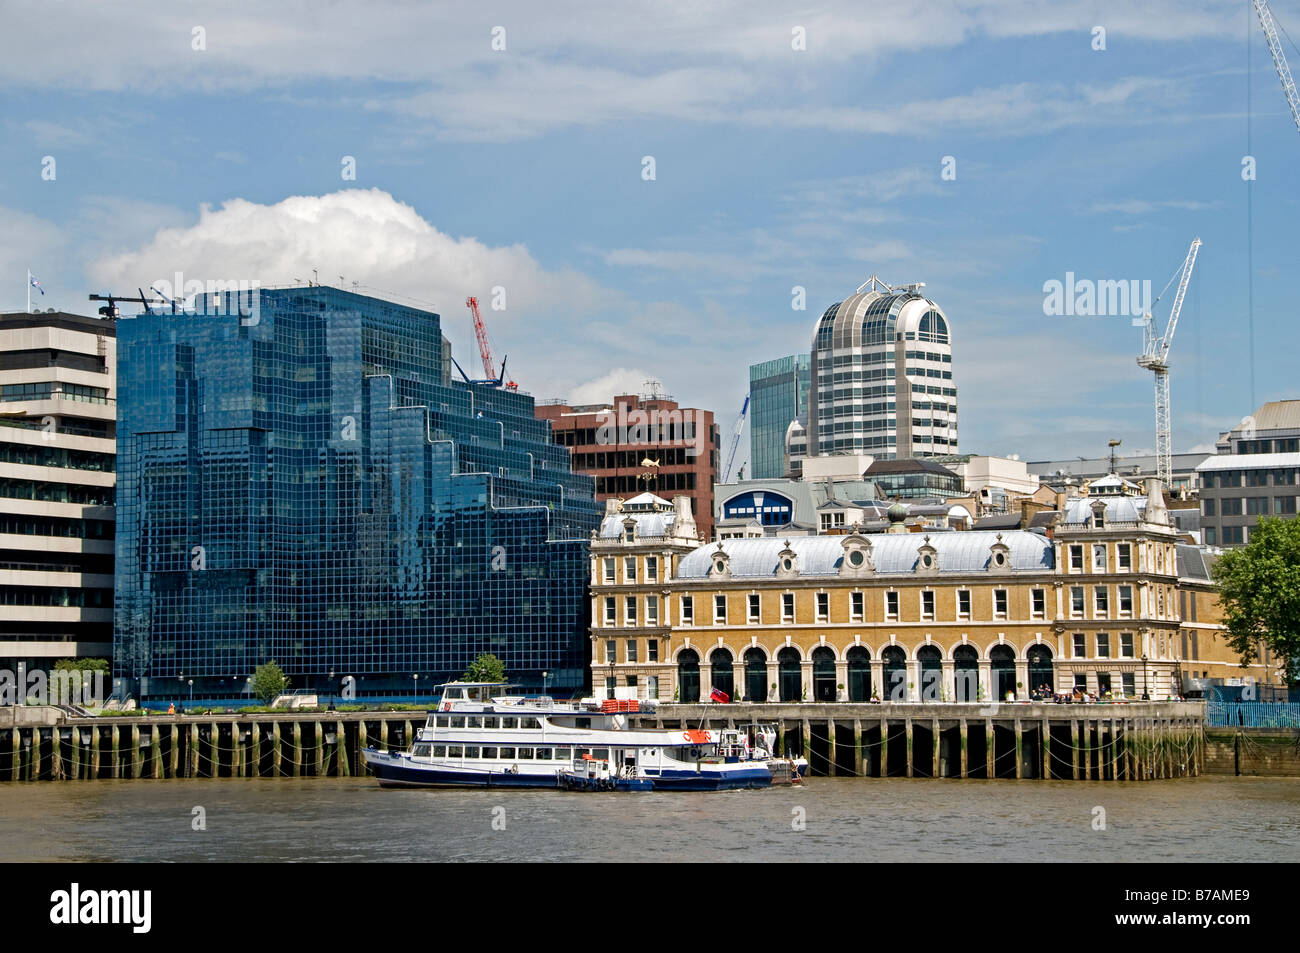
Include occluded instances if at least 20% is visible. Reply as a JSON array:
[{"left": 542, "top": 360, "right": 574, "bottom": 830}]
[{"left": 0, "top": 0, "right": 1296, "bottom": 464}]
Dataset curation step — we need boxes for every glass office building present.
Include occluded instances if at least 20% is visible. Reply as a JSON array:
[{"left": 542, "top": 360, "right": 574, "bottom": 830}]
[
  {"left": 748, "top": 354, "right": 810, "bottom": 480},
  {"left": 114, "top": 287, "right": 599, "bottom": 701}
]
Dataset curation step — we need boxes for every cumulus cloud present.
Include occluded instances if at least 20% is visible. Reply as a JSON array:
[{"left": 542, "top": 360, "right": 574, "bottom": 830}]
[{"left": 84, "top": 188, "right": 759, "bottom": 416}]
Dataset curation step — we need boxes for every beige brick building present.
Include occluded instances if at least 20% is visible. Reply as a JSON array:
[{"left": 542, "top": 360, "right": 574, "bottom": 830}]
[{"left": 590, "top": 485, "right": 1281, "bottom": 703}]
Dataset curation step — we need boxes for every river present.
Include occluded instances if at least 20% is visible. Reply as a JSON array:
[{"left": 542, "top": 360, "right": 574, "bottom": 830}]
[{"left": 2, "top": 776, "right": 1296, "bottom": 862}]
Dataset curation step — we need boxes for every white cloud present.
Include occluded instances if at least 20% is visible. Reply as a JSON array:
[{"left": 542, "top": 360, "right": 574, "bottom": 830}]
[{"left": 565, "top": 369, "right": 658, "bottom": 406}]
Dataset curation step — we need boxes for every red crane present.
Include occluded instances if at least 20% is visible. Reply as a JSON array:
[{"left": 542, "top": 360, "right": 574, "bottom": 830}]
[{"left": 464, "top": 296, "right": 517, "bottom": 390}]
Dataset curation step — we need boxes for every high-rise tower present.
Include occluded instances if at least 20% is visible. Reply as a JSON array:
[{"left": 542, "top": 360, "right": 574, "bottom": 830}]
[{"left": 806, "top": 278, "right": 957, "bottom": 460}]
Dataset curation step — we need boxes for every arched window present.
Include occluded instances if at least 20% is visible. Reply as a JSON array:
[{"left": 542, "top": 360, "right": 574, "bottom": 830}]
[
  {"left": 709, "top": 648, "right": 734, "bottom": 701},
  {"left": 1027, "top": 644, "right": 1054, "bottom": 696},
  {"left": 677, "top": 649, "right": 700, "bottom": 704},
  {"left": 778, "top": 647, "right": 802, "bottom": 702},
  {"left": 847, "top": 646, "right": 871, "bottom": 702},
  {"left": 917, "top": 645, "right": 942, "bottom": 702},
  {"left": 953, "top": 645, "right": 978, "bottom": 702},
  {"left": 812, "top": 646, "right": 836, "bottom": 702},
  {"left": 743, "top": 648, "right": 767, "bottom": 702},
  {"left": 882, "top": 645, "right": 907, "bottom": 701},
  {"left": 990, "top": 644, "right": 1016, "bottom": 700}
]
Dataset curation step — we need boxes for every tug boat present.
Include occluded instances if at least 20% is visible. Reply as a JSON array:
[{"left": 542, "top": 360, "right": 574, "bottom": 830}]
[{"left": 361, "top": 682, "right": 797, "bottom": 791}]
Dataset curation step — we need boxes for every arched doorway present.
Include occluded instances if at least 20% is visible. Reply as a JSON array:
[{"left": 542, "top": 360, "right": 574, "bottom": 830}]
[
  {"left": 990, "top": 644, "right": 1016, "bottom": 701},
  {"left": 847, "top": 646, "right": 871, "bottom": 702},
  {"left": 743, "top": 648, "right": 767, "bottom": 702},
  {"left": 677, "top": 649, "right": 700, "bottom": 703},
  {"left": 953, "top": 645, "right": 978, "bottom": 702},
  {"left": 812, "top": 646, "right": 836, "bottom": 701},
  {"left": 778, "top": 647, "right": 802, "bottom": 702},
  {"left": 710, "top": 648, "right": 734, "bottom": 702},
  {"left": 1027, "top": 644, "right": 1054, "bottom": 696},
  {"left": 917, "top": 645, "right": 942, "bottom": 702},
  {"left": 882, "top": 645, "right": 907, "bottom": 701}
]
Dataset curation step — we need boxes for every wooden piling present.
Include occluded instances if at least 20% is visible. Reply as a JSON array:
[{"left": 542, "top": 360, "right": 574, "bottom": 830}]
[
  {"left": 984, "top": 719, "right": 995, "bottom": 779},
  {"left": 1040, "top": 718, "right": 1049, "bottom": 781},
  {"left": 1014, "top": 718, "right": 1023, "bottom": 780},
  {"left": 130, "top": 725, "right": 141, "bottom": 779},
  {"left": 90, "top": 726, "right": 100, "bottom": 780},
  {"left": 852, "top": 719, "right": 863, "bottom": 778},
  {"left": 932, "top": 718, "right": 942, "bottom": 778},
  {"left": 30, "top": 729, "right": 41, "bottom": 781},
  {"left": 71, "top": 727, "right": 81, "bottom": 780},
  {"left": 208, "top": 722, "right": 218, "bottom": 778},
  {"left": 959, "top": 718, "right": 968, "bottom": 779},
  {"left": 8, "top": 729, "right": 17, "bottom": 782},
  {"left": 336, "top": 721, "right": 350, "bottom": 777},
  {"left": 879, "top": 717, "right": 889, "bottom": 778},
  {"left": 315, "top": 723, "right": 325, "bottom": 778},
  {"left": 904, "top": 717, "right": 913, "bottom": 779},
  {"left": 272, "top": 722, "right": 282, "bottom": 778},
  {"left": 292, "top": 723, "right": 302, "bottom": 777},
  {"left": 251, "top": 724, "right": 260, "bottom": 779},
  {"left": 827, "top": 720, "right": 837, "bottom": 777},
  {"left": 50, "top": 729, "right": 63, "bottom": 781},
  {"left": 801, "top": 718, "right": 811, "bottom": 773},
  {"left": 169, "top": 725, "right": 179, "bottom": 779},
  {"left": 151, "top": 725, "right": 162, "bottom": 779}
]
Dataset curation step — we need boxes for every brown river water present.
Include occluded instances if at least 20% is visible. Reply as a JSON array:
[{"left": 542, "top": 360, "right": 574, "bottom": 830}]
[{"left": 1, "top": 775, "right": 1296, "bottom": 863}]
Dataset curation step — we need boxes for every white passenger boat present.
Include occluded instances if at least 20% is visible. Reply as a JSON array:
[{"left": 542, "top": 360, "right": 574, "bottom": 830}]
[{"left": 361, "top": 682, "right": 793, "bottom": 791}]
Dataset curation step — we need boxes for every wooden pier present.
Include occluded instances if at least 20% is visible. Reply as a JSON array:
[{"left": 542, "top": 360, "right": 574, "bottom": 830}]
[
  {"left": 636, "top": 701, "right": 1207, "bottom": 780},
  {"left": 0, "top": 701, "right": 1206, "bottom": 782}
]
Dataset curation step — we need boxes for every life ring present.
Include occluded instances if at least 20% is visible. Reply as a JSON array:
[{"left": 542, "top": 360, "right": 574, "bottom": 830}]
[{"left": 682, "top": 731, "right": 691, "bottom": 741}]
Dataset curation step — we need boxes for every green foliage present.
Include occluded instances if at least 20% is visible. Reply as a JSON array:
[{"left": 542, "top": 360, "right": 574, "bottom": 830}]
[
  {"left": 1212, "top": 517, "right": 1300, "bottom": 683},
  {"left": 461, "top": 653, "right": 506, "bottom": 683},
  {"left": 250, "top": 660, "right": 290, "bottom": 705},
  {"left": 53, "top": 657, "right": 109, "bottom": 674}
]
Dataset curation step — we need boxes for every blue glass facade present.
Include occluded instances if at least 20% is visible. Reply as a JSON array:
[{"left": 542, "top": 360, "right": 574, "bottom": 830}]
[
  {"left": 114, "top": 288, "right": 599, "bottom": 700},
  {"left": 748, "top": 354, "right": 810, "bottom": 479}
]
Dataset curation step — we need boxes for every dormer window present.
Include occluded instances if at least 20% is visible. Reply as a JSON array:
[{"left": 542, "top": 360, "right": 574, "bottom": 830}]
[
  {"left": 776, "top": 541, "right": 799, "bottom": 578},
  {"left": 839, "top": 534, "right": 874, "bottom": 577},
  {"left": 710, "top": 544, "right": 731, "bottom": 579},
  {"left": 916, "top": 536, "right": 938, "bottom": 573},
  {"left": 988, "top": 534, "right": 1011, "bottom": 571}
]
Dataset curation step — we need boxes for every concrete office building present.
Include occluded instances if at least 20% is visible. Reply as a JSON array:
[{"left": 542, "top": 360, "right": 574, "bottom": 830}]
[
  {"left": 1197, "top": 400, "right": 1300, "bottom": 547},
  {"left": 0, "top": 310, "right": 116, "bottom": 673},
  {"left": 807, "top": 277, "right": 957, "bottom": 461}
]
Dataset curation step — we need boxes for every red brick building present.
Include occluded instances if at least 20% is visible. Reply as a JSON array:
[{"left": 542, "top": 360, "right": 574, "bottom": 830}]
[{"left": 536, "top": 392, "right": 719, "bottom": 540}]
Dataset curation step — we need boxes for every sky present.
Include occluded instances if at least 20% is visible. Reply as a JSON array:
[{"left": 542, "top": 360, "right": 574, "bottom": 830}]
[{"left": 0, "top": 0, "right": 1296, "bottom": 467}]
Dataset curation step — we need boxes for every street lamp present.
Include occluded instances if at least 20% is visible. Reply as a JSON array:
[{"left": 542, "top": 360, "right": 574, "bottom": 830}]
[
  {"left": 412, "top": 673, "right": 419, "bottom": 706},
  {"left": 1140, "top": 655, "right": 1149, "bottom": 700},
  {"left": 187, "top": 679, "right": 194, "bottom": 702},
  {"left": 328, "top": 669, "right": 335, "bottom": 709},
  {"left": 607, "top": 661, "right": 615, "bottom": 700},
  {"left": 542, "top": 671, "right": 550, "bottom": 697}
]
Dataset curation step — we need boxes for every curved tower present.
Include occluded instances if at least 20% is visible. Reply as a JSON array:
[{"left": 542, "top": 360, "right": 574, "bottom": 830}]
[{"left": 807, "top": 277, "right": 956, "bottom": 460}]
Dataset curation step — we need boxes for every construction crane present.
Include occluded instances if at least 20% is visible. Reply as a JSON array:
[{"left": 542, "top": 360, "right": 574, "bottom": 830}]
[
  {"left": 87, "top": 289, "right": 158, "bottom": 320},
  {"left": 722, "top": 394, "right": 750, "bottom": 484},
  {"left": 1254, "top": 0, "right": 1300, "bottom": 135},
  {"left": 1136, "top": 238, "right": 1202, "bottom": 488},
  {"left": 463, "top": 296, "right": 517, "bottom": 390}
]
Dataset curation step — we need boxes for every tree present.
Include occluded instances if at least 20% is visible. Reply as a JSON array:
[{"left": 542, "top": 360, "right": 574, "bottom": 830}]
[
  {"left": 462, "top": 653, "right": 506, "bottom": 683},
  {"left": 251, "top": 660, "right": 290, "bottom": 705},
  {"left": 1212, "top": 517, "right": 1300, "bottom": 684}
]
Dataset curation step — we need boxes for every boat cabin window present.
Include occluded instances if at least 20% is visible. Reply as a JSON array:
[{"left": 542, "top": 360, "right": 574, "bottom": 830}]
[
  {"left": 517, "top": 748, "right": 534, "bottom": 760},
  {"left": 501, "top": 717, "right": 518, "bottom": 729},
  {"left": 435, "top": 715, "right": 450, "bottom": 728},
  {"left": 449, "top": 716, "right": 466, "bottom": 729},
  {"left": 483, "top": 747, "right": 498, "bottom": 759},
  {"left": 432, "top": 745, "right": 447, "bottom": 757},
  {"left": 443, "top": 687, "right": 466, "bottom": 701},
  {"left": 554, "top": 747, "right": 569, "bottom": 761},
  {"left": 448, "top": 745, "right": 463, "bottom": 758},
  {"left": 468, "top": 716, "right": 483, "bottom": 729},
  {"left": 465, "top": 746, "right": 480, "bottom": 759},
  {"left": 536, "top": 748, "right": 552, "bottom": 760},
  {"left": 521, "top": 717, "right": 541, "bottom": 730},
  {"left": 593, "top": 749, "right": 610, "bottom": 761},
  {"left": 483, "top": 717, "right": 499, "bottom": 729},
  {"left": 499, "top": 747, "right": 516, "bottom": 759},
  {"left": 576, "top": 748, "right": 591, "bottom": 760},
  {"left": 412, "top": 743, "right": 431, "bottom": 758}
]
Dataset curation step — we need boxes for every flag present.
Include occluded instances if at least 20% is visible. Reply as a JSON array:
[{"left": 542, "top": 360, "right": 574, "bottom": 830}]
[
  {"left": 29, "top": 274, "right": 44, "bottom": 295},
  {"left": 710, "top": 687, "right": 729, "bottom": 704}
]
